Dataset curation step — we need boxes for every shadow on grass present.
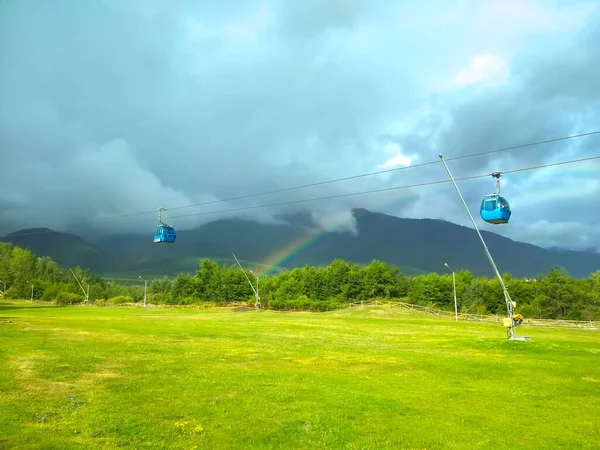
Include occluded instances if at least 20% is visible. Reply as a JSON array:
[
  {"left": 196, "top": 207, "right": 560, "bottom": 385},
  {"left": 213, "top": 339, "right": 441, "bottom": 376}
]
[{"left": 0, "top": 304, "right": 61, "bottom": 311}]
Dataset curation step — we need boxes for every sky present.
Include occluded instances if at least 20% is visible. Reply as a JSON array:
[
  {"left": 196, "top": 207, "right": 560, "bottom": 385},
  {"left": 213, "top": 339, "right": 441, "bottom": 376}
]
[{"left": 1, "top": 0, "right": 599, "bottom": 253}]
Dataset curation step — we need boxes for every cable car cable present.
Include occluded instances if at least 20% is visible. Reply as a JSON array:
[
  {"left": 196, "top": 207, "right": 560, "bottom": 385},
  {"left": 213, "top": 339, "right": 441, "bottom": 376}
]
[
  {"left": 5, "top": 153, "right": 598, "bottom": 238},
  {"left": 1, "top": 130, "right": 598, "bottom": 236},
  {"left": 158, "top": 154, "right": 600, "bottom": 223},
  {"left": 88, "top": 129, "right": 600, "bottom": 221}
]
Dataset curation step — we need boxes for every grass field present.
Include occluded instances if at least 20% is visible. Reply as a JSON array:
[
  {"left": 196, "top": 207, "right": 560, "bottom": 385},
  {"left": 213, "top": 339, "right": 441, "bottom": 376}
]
[{"left": 1, "top": 301, "right": 599, "bottom": 449}]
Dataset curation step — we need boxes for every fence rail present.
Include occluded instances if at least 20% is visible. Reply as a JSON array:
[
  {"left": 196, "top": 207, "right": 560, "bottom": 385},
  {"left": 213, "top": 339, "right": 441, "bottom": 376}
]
[
  {"left": 69, "top": 298, "right": 599, "bottom": 329},
  {"left": 348, "top": 300, "right": 599, "bottom": 329}
]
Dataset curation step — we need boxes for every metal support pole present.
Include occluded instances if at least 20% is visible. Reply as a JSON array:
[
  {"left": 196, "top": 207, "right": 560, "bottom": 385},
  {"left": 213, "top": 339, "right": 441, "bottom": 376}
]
[
  {"left": 232, "top": 253, "right": 260, "bottom": 309},
  {"left": 70, "top": 269, "right": 89, "bottom": 303},
  {"left": 444, "top": 263, "right": 458, "bottom": 322},
  {"left": 452, "top": 271, "right": 458, "bottom": 322},
  {"left": 438, "top": 153, "right": 527, "bottom": 340},
  {"left": 255, "top": 273, "right": 259, "bottom": 306},
  {"left": 139, "top": 276, "right": 147, "bottom": 307}
]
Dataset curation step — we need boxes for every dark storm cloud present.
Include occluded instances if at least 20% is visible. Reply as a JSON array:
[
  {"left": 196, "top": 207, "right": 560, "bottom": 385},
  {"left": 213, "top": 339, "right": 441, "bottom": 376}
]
[
  {"left": 0, "top": 0, "right": 420, "bottom": 236},
  {"left": 0, "top": 0, "right": 598, "bottom": 252}
]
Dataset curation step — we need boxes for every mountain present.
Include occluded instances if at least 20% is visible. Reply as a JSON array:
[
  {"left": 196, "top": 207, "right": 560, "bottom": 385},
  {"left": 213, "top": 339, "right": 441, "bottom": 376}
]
[
  {"left": 0, "top": 227, "right": 109, "bottom": 271},
  {"left": 330, "top": 209, "right": 600, "bottom": 278},
  {"left": 3, "top": 210, "right": 600, "bottom": 279},
  {"left": 547, "top": 245, "right": 599, "bottom": 254},
  {"left": 94, "top": 218, "right": 304, "bottom": 277}
]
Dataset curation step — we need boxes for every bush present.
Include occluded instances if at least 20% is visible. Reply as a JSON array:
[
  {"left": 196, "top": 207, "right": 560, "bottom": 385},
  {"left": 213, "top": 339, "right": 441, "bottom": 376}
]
[
  {"left": 176, "top": 296, "right": 197, "bottom": 305},
  {"left": 2, "top": 287, "right": 20, "bottom": 299},
  {"left": 41, "top": 285, "right": 59, "bottom": 301},
  {"left": 150, "top": 292, "right": 172, "bottom": 305},
  {"left": 55, "top": 292, "right": 84, "bottom": 305},
  {"left": 106, "top": 295, "right": 134, "bottom": 305},
  {"left": 517, "top": 303, "right": 537, "bottom": 319}
]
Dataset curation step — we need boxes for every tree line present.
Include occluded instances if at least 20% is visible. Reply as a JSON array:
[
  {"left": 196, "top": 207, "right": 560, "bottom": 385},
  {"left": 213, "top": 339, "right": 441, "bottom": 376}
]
[{"left": 1, "top": 242, "right": 599, "bottom": 320}]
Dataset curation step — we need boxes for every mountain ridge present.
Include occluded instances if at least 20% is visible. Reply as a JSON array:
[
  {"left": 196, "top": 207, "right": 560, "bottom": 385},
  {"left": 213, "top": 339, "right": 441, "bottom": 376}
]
[
  {"left": 2, "top": 208, "right": 599, "bottom": 278},
  {"left": 1, "top": 227, "right": 109, "bottom": 271}
]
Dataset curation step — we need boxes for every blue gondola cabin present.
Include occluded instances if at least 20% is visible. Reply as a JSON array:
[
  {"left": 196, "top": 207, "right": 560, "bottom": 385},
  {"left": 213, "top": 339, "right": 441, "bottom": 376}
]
[
  {"left": 480, "top": 195, "right": 511, "bottom": 224},
  {"left": 154, "top": 225, "right": 176, "bottom": 244}
]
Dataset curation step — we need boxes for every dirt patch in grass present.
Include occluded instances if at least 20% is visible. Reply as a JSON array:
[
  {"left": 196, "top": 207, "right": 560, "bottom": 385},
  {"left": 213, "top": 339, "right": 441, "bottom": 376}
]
[
  {"left": 10, "top": 356, "right": 37, "bottom": 376},
  {"left": 232, "top": 307, "right": 254, "bottom": 312}
]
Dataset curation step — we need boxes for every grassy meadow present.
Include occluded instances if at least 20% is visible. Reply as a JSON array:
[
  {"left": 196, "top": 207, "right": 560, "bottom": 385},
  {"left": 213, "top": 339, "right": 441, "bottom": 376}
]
[{"left": 1, "top": 301, "right": 599, "bottom": 449}]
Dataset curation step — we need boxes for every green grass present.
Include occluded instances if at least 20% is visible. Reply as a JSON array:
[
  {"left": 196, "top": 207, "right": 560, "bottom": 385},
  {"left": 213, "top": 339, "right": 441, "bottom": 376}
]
[{"left": 1, "top": 301, "right": 599, "bottom": 449}]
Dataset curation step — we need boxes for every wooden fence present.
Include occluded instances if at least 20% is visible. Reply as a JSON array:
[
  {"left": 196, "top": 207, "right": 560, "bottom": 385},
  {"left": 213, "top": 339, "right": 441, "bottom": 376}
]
[
  {"left": 73, "top": 298, "right": 598, "bottom": 329},
  {"left": 348, "top": 300, "right": 599, "bottom": 329}
]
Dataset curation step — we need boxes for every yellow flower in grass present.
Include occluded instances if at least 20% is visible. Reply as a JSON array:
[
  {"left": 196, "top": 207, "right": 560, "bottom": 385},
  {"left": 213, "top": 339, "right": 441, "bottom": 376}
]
[{"left": 173, "top": 420, "right": 204, "bottom": 435}]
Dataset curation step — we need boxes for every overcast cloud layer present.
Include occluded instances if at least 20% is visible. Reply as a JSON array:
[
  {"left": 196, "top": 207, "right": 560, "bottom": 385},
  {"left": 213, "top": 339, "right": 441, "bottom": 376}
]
[{"left": 1, "top": 0, "right": 599, "bottom": 252}]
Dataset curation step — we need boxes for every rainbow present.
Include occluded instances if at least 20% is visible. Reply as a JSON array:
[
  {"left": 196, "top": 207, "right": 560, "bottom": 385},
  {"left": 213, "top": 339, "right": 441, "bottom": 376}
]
[
  {"left": 257, "top": 185, "right": 418, "bottom": 275},
  {"left": 257, "top": 209, "right": 356, "bottom": 275},
  {"left": 258, "top": 233, "right": 320, "bottom": 275},
  {"left": 256, "top": 156, "right": 600, "bottom": 275}
]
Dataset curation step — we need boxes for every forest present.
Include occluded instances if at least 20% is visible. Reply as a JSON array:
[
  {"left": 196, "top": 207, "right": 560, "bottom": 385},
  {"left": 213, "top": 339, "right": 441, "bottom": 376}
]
[{"left": 1, "top": 242, "right": 599, "bottom": 320}]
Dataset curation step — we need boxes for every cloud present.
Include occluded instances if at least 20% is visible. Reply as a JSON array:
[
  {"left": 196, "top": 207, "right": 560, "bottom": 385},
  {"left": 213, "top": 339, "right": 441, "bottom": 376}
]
[
  {"left": 378, "top": 143, "right": 415, "bottom": 169},
  {"left": 455, "top": 54, "right": 508, "bottom": 86},
  {"left": 0, "top": 0, "right": 598, "bottom": 254},
  {"left": 476, "top": 0, "right": 598, "bottom": 35},
  {"left": 225, "top": 5, "right": 275, "bottom": 40}
]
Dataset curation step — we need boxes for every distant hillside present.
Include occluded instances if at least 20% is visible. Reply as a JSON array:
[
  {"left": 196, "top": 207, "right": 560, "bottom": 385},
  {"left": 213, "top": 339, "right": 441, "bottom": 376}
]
[
  {"left": 92, "top": 209, "right": 600, "bottom": 278},
  {"left": 91, "top": 218, "right": 306, "bottom": 276},
  {"left": 3, "top": 210, "right": 600, "bottom": 278},
  {"left": 313, "top": 208, "right": 600, "bottom": 279},
  {"left": 0, "top": 227, "right": 109, "bottom": 271}
]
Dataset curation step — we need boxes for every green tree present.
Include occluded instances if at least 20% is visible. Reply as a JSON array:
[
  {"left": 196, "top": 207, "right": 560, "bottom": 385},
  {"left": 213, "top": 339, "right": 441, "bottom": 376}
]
[
  {"left": 539, "top": 266, "right": 576, "bottom": 319},
  {"left": 341, "top": 263, "right": 364, "bottom": 300},
  {"left": 323, "top": 259, "right": 351, "bottom": 299},
  {"left": 221, "top": 265, "right": 254, "bottom": 301},
  {"left": 362, "top": 260, "right": 394, "bottom": 299},
  {"left": 409, "top": 273, "right": 452, "bottom": 308},
  {"left": 196, "top": 259, "right": 223, "bottom": 301},
  {"left": 460, "top": 278, "right": 488, "bottom": 314},
  {"left": 172, "top": 273, "right": 198, "bottom": 301},
  {"left": 9, "top": 247, "right": 38, "bottom": 297}
]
